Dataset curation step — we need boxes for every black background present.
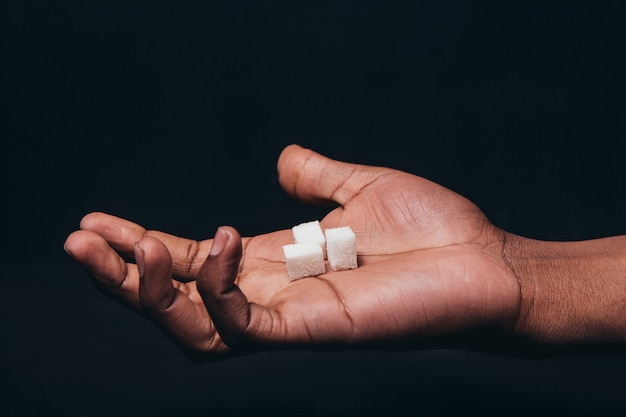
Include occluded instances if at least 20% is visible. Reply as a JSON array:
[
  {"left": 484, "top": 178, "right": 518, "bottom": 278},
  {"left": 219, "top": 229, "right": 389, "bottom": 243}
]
[{"left": 4, "top": 1, "right": 626, "bottom": 416}]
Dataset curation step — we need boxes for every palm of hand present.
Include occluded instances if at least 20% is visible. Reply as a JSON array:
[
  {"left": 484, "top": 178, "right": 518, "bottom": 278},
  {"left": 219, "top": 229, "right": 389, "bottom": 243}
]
[{"left": 239, "top": 168, "right": 519, "bottom": 348}]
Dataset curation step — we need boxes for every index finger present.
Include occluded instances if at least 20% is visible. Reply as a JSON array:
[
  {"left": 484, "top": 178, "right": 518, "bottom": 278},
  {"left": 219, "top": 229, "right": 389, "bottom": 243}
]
[{"left": 79, "top": 212, "right": 212, "bottom": 280}]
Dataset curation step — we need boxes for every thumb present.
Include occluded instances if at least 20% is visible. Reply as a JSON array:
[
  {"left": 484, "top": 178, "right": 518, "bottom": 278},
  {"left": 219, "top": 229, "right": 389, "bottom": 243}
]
[{"left": 276, "top": 144, "right": 391, "bottom": 206}]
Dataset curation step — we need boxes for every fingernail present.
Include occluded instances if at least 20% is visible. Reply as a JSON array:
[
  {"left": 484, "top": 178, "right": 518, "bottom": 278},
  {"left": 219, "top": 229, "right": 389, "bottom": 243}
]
[
  {"left": 135, "top": 242, "right": 145, "bottom": 277},
  {"left": 209, "top": 227, "right": 229, "bottom": 256}
]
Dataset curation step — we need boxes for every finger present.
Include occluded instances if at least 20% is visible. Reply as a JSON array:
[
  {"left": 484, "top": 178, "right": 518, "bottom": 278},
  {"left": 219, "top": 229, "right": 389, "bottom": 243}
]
[
  {"left": 80, "top": 212, "right": 211, "bottom": 280},
  {"left": 64, "top": 230, "right": 141, "bottom": 310},
  {"left": 135, "top": 236, "right": 222, "bottom": 353},
  {"left": 197, "top": 226, "right": 275, "bottom": 348},
  {"left": 276, "top": 144, "right": 391, "bottom": 206},
  {"left": 135, "top": 237, "right": 176, "bottom": 314}
]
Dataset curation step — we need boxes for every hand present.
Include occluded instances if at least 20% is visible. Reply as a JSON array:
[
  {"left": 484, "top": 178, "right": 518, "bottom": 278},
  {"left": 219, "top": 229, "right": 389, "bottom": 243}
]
[{"left": 63, "top": 144, "right": 566, "bottom": 358}]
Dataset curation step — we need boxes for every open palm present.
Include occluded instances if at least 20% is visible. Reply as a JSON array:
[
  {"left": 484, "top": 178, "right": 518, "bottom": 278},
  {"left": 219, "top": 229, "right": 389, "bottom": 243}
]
[{"left": 65, "top": 144, "right": 521, "bottom": 357}]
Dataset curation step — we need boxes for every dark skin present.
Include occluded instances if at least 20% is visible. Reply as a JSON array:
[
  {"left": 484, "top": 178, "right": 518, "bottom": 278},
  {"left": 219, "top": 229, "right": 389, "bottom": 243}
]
[{"left": 64, "top": 144, "right": 626, "bottom": 358}]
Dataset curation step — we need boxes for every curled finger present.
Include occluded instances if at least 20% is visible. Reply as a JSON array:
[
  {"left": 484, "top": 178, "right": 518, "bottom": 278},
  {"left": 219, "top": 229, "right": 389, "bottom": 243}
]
[{"left": 197, "top": 226, "right": 277, "bottom": 349}]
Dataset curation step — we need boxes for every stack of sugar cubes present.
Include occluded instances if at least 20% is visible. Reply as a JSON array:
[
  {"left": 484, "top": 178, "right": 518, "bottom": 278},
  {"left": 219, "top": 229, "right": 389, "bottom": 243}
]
[{"left": 282, "top": 220, "right": 358, "bottom": 281}]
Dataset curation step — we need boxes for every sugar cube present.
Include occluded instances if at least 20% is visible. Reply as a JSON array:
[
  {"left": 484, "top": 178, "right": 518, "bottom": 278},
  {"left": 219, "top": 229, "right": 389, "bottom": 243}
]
[
  {"left": 282, "top": 242, "right": 326, "bottom": 280},
  {"left": 292, "top": 220, "right": 327, "bottom": 258},
  {"left": 325, "top": 226, "right": 358, "bottom": 271}
]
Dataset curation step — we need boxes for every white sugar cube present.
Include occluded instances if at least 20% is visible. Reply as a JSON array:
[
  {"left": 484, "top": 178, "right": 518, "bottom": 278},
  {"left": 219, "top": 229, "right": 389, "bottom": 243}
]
[
  {"left": 325, "top": 226, "right": 358, "bottom": 271},
  {"left": 292, "top": 220, "right": 326, "bottom": 258},
  {"left": 282, "top": 242, "right": 326, "bottom": 280}
]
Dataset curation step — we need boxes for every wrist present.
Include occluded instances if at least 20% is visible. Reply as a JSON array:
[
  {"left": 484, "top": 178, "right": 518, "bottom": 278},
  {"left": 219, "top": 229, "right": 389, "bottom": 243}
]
[{"left": 502, "top": 232, "right": 626, "bottom": 350}]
